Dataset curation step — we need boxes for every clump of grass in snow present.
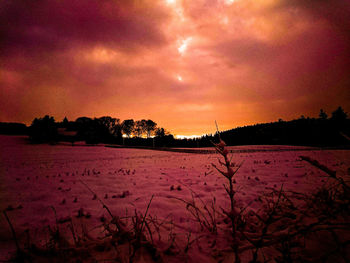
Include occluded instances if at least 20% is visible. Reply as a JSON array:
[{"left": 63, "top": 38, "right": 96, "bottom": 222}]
[{"left": 3, "top": 180, "right": 174, "bottom": 262}]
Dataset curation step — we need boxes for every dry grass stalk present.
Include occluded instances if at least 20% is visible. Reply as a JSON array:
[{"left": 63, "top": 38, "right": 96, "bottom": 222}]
[{"left": 211, "top": 136, "right": 243, "bottom": 262}]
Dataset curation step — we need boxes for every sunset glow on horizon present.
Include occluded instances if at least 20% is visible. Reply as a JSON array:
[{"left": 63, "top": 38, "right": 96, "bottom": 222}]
[{"left": 1, "top": 0, "right": 350, "bottom": 136}]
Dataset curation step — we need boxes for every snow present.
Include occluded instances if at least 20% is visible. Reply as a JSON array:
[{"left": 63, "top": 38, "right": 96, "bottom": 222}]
[{"left": 0, "top": 135, "right": 349, "bottom": 262}]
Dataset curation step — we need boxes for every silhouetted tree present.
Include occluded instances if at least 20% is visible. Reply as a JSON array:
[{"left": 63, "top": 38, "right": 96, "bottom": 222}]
[
  {"left": 29, "top": 115, "right": 57, "bottom": 143},
  {"left": 75, "top": 117, "right": 92, "bottom": 141},
  {"left": 331, "top": 106, "right": 347, "bottom": 122},
  {"left": 98, "top": 116, "right": 117, "bottom": 134},
  {"left": 331, "top": 106, "right": 348, "bottom": 131},
  {"left": 63, "top": 116, "right": 69, "bottom": 125},
  {"left": 112, "top": 119, "right": 122, "bottom": 142},
  {"left": 319, "top": 109, "right": 328, "bottom": 120},
  {"left": 145, "top": 119, "right": 157, "bottom": 138},
  {"left": 134, "top": 119, "right": 147, "bottom": 137},
  {"left": 154, "top": 127, "right": 174, "bottom": 147},
  {"left": 155, "top": 127, "right": 166, "bottom": 137},
  {"left": 75, "top": 117, "right": 113, "bottom": 144},
  {"left": 122, "top": 119, "right": 135, "bottom": 138},
  {"left": 76, "top": 117, "right": 93, "bottom": 125}
]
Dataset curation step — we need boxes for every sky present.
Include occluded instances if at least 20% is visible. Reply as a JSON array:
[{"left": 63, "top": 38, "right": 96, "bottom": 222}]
[{"left": 1, "top": 0, "right": 350, "bottom": 136}]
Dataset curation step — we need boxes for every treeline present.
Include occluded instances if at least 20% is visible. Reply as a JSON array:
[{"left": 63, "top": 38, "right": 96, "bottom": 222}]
[
  {"left": 170, "top": 106, "right": 349, "bottom": 148},
  {"left": 1, "top": 106, "right": 349, "bottom": 147},
  {"left": 191, "top": 106, "right": 350, "bottom": 147},
  {"left": 28, "top": 116, "right": 175, "bottom": 146}
]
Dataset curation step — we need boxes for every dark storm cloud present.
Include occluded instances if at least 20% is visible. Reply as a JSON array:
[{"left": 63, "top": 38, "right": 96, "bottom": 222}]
[
  {"left": 279, "top": 0, "right": 350, "bottom": 40},
  {"left": 0, "top": 0, "right": 168, "bottom": 56}
]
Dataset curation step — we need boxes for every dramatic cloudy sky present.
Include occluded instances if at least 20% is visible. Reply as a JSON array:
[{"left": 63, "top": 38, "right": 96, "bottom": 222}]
[{"left": 1, "top": 0, "right": 350, "bottom": 136}]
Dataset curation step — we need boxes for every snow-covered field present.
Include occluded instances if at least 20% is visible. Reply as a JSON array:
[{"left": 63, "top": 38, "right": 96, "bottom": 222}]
[{"left": 1, "top": 135, "right": 349, "bottom": 262}]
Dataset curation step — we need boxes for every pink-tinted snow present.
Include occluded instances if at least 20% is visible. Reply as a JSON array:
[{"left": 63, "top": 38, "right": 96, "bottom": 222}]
[{"left": 0, "top": 135, "right": 349, "bottom": 261}]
